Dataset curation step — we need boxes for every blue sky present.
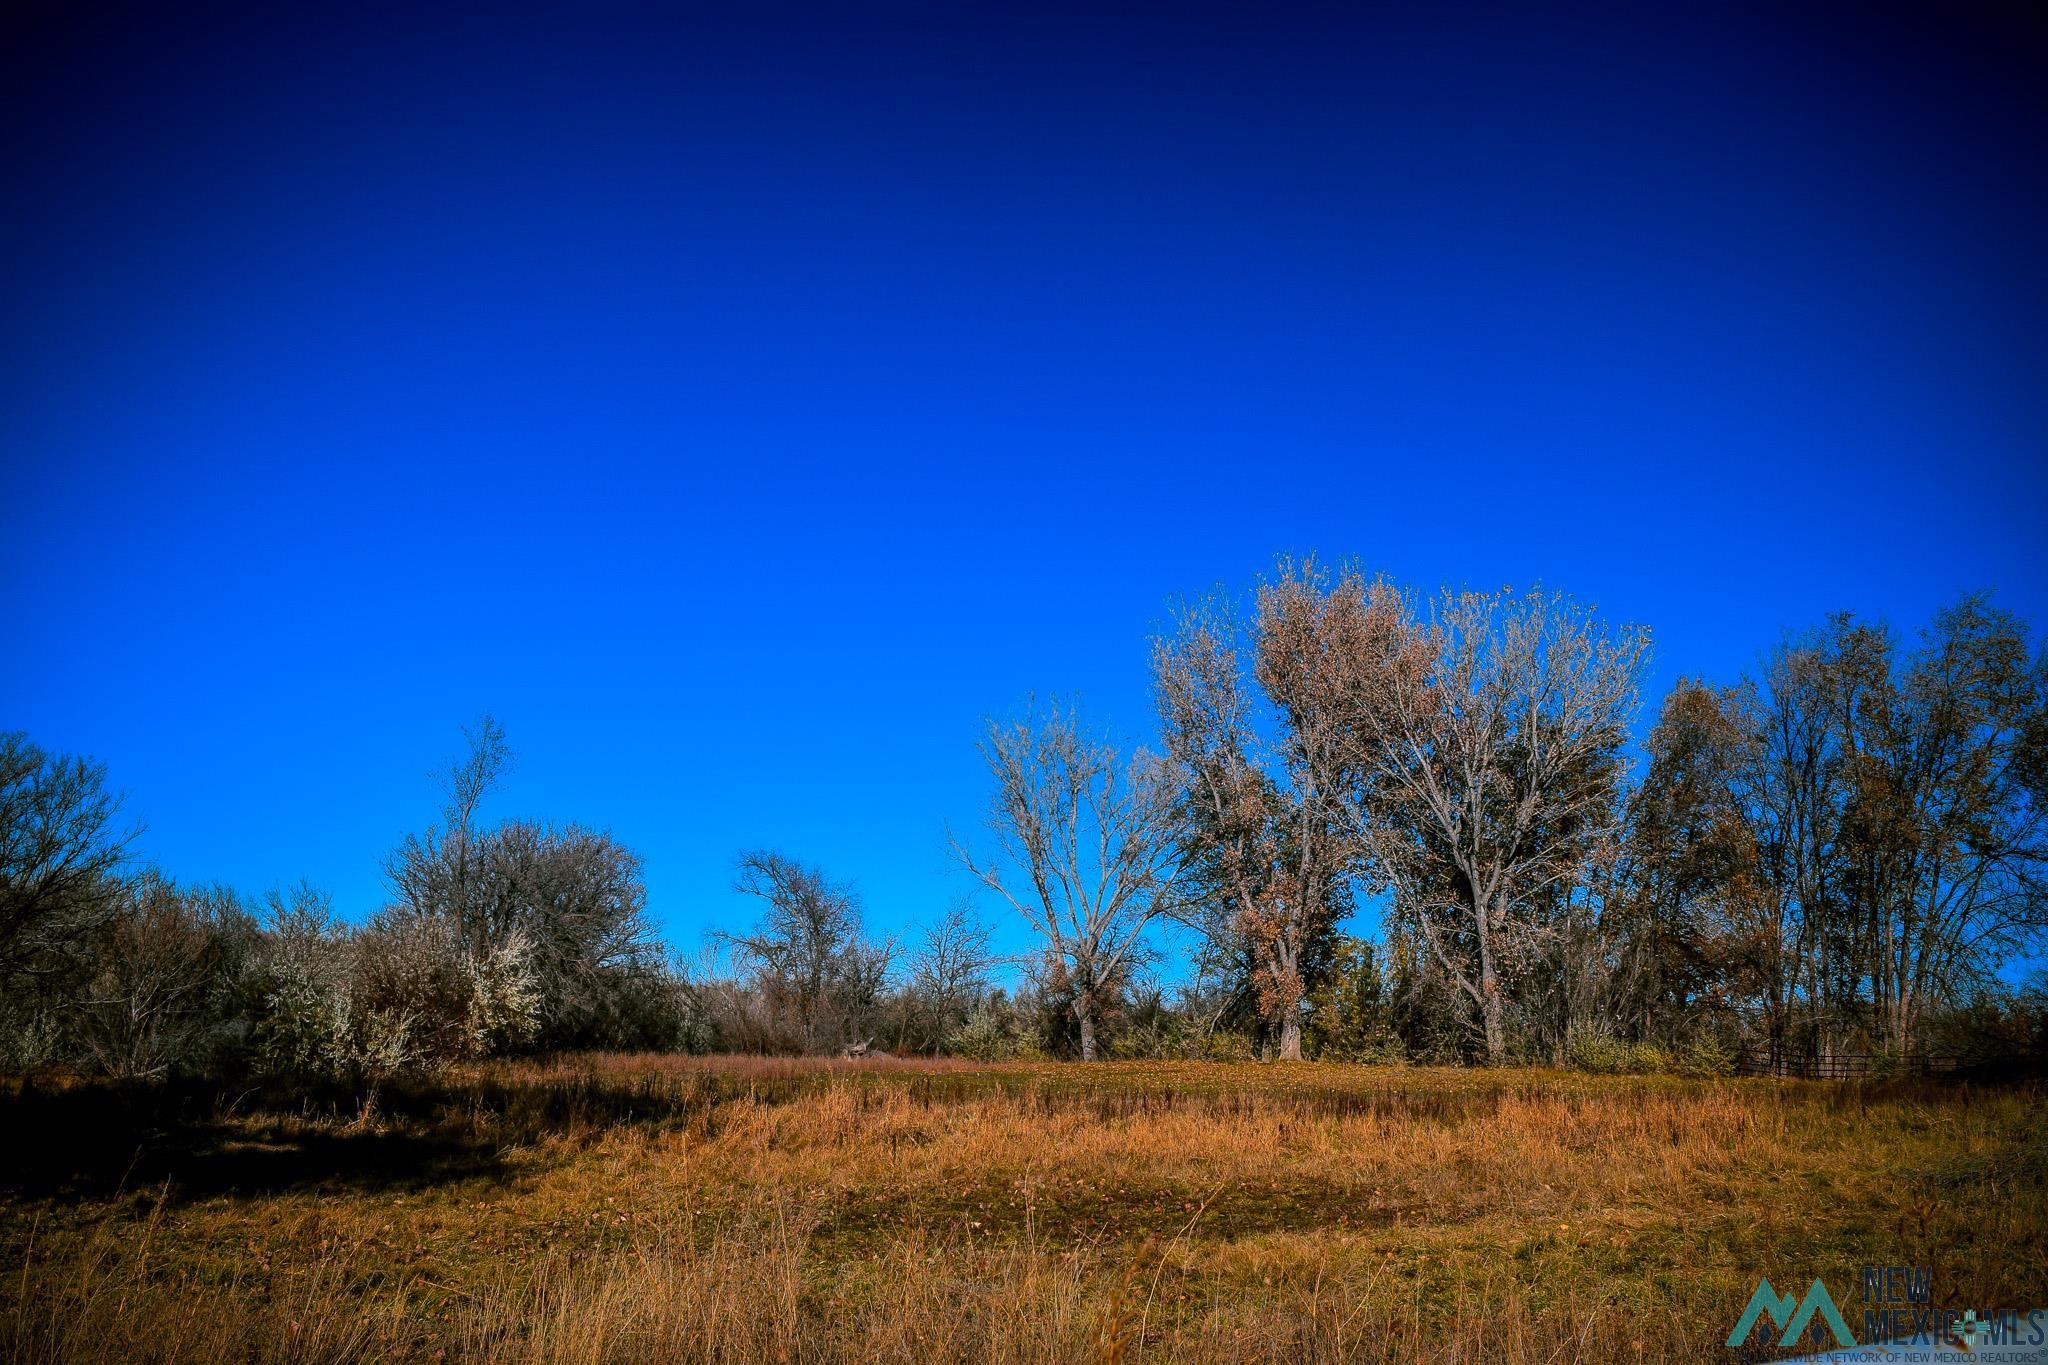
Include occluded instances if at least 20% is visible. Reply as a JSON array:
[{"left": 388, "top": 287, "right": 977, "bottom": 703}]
[{"left": 3, "top": 2, "right": 2044, "bottom": 970}]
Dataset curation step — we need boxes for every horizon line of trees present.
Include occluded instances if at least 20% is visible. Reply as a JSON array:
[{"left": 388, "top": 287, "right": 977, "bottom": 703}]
[{"left": 4, "top": 567, "right": 2045, "bottom": 1082}]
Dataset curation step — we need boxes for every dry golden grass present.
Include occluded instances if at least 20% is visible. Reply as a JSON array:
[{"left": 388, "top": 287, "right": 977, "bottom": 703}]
[{"left": 2, "top": 1057, "right": 2042, "bottom": 1362}]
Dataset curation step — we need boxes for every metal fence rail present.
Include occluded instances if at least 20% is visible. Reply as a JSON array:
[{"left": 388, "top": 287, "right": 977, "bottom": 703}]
[{"left": 1730, "top": 1050, "right": 1970, "bottom": 1080}]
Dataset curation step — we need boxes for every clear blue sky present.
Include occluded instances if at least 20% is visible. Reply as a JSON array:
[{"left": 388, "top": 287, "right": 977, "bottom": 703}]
[{"left": 3, "top": 2, "right": 2044, "bottom": 969}]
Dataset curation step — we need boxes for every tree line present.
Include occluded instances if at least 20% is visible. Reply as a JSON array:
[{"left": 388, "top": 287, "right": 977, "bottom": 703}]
[
  {"left": 3, "top": 565, "right": 2044, "bottom": 1082},
  {"left": 1142, "top": 567, "right": 2048, "bottom": 1069}
]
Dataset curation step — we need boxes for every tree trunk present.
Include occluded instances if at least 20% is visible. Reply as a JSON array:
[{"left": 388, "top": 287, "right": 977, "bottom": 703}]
[
  {"left": 1475, "top": 898, "right": 1507, "bottom": 1065},
  {"left": 1268, "top": 933, "right": 1305, "bottom": 1061},
  {"left": 1076, "top": 997, "right": 1098, "bottom": 1062},
  {"left": 1481, "top": 984, "right": 1506, "bottom": 1065},
  {"left": 1277, "top": 1010, "right": 1303, "bottom": 1061}
]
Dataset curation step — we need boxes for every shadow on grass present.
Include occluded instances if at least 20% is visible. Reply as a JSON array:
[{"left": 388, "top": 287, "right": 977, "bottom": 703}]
[{"left": 0, "top": 1080, "right": 512, "bottom": 1204}]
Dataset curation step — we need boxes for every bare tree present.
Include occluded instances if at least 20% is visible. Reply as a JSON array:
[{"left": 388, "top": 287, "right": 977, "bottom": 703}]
[
  {"left": 1152, "top": 575, "right": 1359, "bottom": 1060},
  {"left": 386, "top": 714, "right": 511, "bottom": 956},
  {"left": 441, "top": 713, "right": 510, "bottom": 839},
  {"left": 0, "top": 732, "right": 135, "bottom": 994},
  {"left": 1833, "top": 597, "right": 2048, "bottom": 1052},
  {"left": 1729, "top": 651, "right": 1836, "bottom": 1065},
  {"left": 493, "top": 823, "right": 656, "bottom": 1044},
  {"left": 1276, "top": 575, "right": 1649, "bottom": 1063},
  {"left": 71, "top": 874, "right": 256, "bottom": 1080},
  {"left": 384, "top": 717, "right": 656, "bottom": 1050},
  {"left": 954, "top": 700, "right": 1187, "bottom": 1060},
  {"left": 900, "top": 897, "right": 997, "bottom": 1053},
  {"left": 723, "top": 850, "right": 889, "bottom": 1052},
  {"left": 421, "top": 713, "right": 509, "bottom": 954}
]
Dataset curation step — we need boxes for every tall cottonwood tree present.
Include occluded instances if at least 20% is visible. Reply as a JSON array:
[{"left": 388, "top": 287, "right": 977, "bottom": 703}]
[
  {"left": 955, "top": 701, "right": 1187, "bottom": 1060},
  {"left": 1274, "top": 573, "right": 1649, "bottom": 1063},
  {"left": 1152, "top": 573, "right": 1359, "bottom": 1060}
]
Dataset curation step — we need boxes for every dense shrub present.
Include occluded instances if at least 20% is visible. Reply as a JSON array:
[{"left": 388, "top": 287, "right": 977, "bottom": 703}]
[
  {"left": 1564, "top": 1026, "right": 1672, "bottom": 1075},
  {"left": 1670, "top": 1035, "right": 1734, "bottom": 1078},
  {"left": 945, "top": 1006, "right": 1021, "bottom": 1061},
  {"left": 66, "top": 875, "right": 260, "bottom": 1080}
]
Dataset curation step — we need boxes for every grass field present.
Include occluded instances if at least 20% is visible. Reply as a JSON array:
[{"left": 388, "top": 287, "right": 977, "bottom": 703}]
[{"left": 2, "top": 1056, "right": 2043, "bottom": 1362}]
